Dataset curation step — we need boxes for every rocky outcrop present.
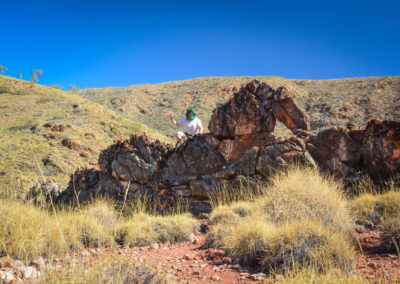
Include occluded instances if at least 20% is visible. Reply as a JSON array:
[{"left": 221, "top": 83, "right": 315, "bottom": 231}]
[
  {"left": 306, "top": 127, "right": 363, "bottom": 179},
  {"left": 360, "top": 119, "right": 400, "bottom": 181},
  {"left": 57, "top": 80, "right": 400, "bottom": 213}
]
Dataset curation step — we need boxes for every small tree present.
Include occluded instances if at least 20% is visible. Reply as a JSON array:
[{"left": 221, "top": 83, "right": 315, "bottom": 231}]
[
  {"left": 17, "top": 69, "right": 22, "bottom": 79},
  {"left": 31, "top": 69, "right": 43, "bottom": 84},
  {"left": 0, "top": 65, "right": 8, "bottom": 74}
]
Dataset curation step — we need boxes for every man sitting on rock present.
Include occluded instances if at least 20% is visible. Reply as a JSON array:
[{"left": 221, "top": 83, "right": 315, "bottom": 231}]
[{"left": 169, "top": 108, "right": 203, "bottom": 143}]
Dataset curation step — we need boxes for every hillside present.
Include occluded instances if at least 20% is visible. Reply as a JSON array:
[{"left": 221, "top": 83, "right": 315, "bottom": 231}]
[
  {"left": 79, "top": 76, "right": 400, "bottom": 138},
  {"left": 0, "top": 75, "right": 169, "bottom": 192}
]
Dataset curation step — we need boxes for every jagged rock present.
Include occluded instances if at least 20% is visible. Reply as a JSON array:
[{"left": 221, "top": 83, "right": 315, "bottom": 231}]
[
  {"left": 100, "top": 134, "right": 172, "bottom": 184},
  {"left": 306, "top": 127, "right": 363, "bottom": 179},
  {"left": 190, "top": 179, "right": 226, "bottom": 199},
  {"left": 56, "top": 80, "right": 400, "bottom": 213},
  {"left": 209, "top": 84, "right": 275, "bottom": 138},
  {"left": 271, "top": 87, "right": 308, "bottom": 131},
  {"left": 361, "top": 119, "right": 400, "bottom": 181},
  {"left": 228, "top": 147, "right": 260, "bottom": 175},
  {"left": 256, "top": 138, "right": 317, "bottom": 177}
]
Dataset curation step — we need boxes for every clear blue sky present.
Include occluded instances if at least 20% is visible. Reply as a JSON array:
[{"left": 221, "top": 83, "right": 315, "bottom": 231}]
[{"left": 1, "top": 0, "right": 399, "bottom": 88}]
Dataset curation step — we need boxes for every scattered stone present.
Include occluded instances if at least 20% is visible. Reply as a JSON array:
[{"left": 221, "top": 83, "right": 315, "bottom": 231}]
[{"left": 150, "top": 243, "right": 159, "bottom": 250}]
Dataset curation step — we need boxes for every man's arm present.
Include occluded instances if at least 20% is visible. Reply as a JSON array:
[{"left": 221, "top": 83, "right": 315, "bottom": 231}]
[{"left": 169, "top": 113, "right": 178, "bottom": 126}]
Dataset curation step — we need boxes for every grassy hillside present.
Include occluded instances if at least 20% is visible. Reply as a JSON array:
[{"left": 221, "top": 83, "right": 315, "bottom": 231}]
[
  {"left": 79, "top": 76, "right": 400, "bottom": 138},
  {"left": 0, "top": 75, "right": 169, "bottom": 192}
]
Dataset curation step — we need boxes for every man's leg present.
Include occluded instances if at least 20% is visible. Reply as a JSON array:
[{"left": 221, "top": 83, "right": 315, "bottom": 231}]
[{"left": 176, "top": 131, "right": 186, "bottom": 142}]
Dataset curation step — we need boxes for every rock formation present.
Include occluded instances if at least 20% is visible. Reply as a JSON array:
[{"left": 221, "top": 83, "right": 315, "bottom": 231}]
[{"left": 56, "top": 80, "right": 400, "bottom": 213}]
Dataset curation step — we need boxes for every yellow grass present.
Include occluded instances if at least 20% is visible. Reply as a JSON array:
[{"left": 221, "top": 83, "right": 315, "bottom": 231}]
[
  {"left": 206, "top": 167, "right": 354, "bottom": 274},
  {"left": 40, "top": 257, "right": 169, "bottom": 283},
  {"left": 0, "top": 198, "right": 199, "bottom": 261}
]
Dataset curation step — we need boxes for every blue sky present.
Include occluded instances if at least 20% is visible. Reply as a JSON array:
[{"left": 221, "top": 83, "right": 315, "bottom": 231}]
[{"left": 1, "top": 0, "right": 399, "bottom": 88}]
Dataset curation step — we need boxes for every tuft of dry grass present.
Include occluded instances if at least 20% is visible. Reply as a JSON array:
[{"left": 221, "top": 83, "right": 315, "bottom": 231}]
[
  {"left": 116, "top": 213, "right": 199, "bottom": 246},
  {"left": 40, "top": 257, "right": 169, "bottom": 284},
  {"left": 268, "top": 267, "right": 370, "bottom": 283},
  {"left": 351, "top": 190, "right": 400, "bottom": 225},
  {"left": 0, "top": 197, "right": 199, "bottom": 261},
  {"left": 206, "top": 167, "right": 354, "bottom": 274},
  {"left": 254, "top": 166, "right": 352, "bottom": 234}
]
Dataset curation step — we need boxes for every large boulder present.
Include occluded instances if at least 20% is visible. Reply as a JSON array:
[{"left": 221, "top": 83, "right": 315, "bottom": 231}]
[
  {"left": 306, "top": 127, "right": 363, "bottom": 179},
  {"left": 256, "top": 137, "right": 317, "bottom": 177},
  {"left": 209, "top": 83, "right": 275, "bottom": 138},
  {"left": 56, "top": 80, "right": 400, "bottom": 214},
  {"left": 271, "top": 87, "right": 309, "bottom": 131},
  {"left": 361, "top": 119, "right": 400, "bottom": 181},
  {"left": 100, "top": 134, "right": 172, "bottom": 184}
]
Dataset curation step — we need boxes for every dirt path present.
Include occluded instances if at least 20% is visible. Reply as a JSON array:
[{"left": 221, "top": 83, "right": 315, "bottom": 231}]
[{"left": 75, "top": 233, "right": 261, "bottom": 283}]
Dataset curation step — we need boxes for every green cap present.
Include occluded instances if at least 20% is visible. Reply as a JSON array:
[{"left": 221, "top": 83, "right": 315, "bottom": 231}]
[{"left": 186, "top": 108, "right": 197, "bottom": 121}]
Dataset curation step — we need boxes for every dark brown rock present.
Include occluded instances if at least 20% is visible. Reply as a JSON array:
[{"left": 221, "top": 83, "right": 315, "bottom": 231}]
[
  {"left": 209, "top": 84, "right": 275, "bottom": 138},
  {"left": 271, "top": 87, "right": 308, "bottom": 131},
  {"left": 256, "top": 138, "right": 317, "bottom": 177},
  {"left": 306, "top": 127, "right": 363, "bottom": 178},
  {"left": 361, "top": 119, "right": 400, "bottom": 181},
  {"left": 61, "top": 138, "right": 84, "bottom": 150}
]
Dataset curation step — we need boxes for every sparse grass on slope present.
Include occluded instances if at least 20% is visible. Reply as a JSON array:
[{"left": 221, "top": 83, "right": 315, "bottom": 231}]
[
  {"left": 0, "top": 75, "right": 169, "bottom": 192},
  {"left": 79, "top": 75, "right": 400, "bottom": 138},
  {"left": 206, "top": 167, "right": 354, "bottom": 274}
]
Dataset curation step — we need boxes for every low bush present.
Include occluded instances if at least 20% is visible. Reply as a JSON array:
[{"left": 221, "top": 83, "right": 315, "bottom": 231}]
[
  {"left": 206, "top": 167, "right": 355, "bottom": 274},
  {"left": 0, "top": 84, "right": 11, "bottom": 94},
  {"left": 0, "top": 200, "right": 54, "bottom": 260},
  {"left": 351, "top": 190, "right": 400, "bottom": 225},
  {"left": 208, "top": 218, "right": 354, "bottom": 272},
  {"left": 40, "top": 257, "right": 168, "bottom": 283},
  {"left": 116, "top": 213, "right": 199, "bottom": 246},
  {"left": 0, "top": 198, "right": 199, "bottom": 260},
  {"left": 254, "top": 166, "right": 352, "bottom": 234}
]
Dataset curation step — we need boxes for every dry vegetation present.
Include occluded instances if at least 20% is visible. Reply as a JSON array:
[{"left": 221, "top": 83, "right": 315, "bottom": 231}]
[
  {"left": 0, "top": 198, "right": 199, "bottom": 261},
  {"left": 41, "top": 258, "right": 168, "bottom": 284},
  {"left": 0, "top": 167, "right": 399, "bottom": 282},
  {"left": 0, "top": 75, "right": 169, "bottom": 191},
  {"left": 79, "top": 75, "right": 400, "bottom": 138},
  {"left": 206, "top": 167, "right": 355, "bottom": 274},
  {"left": 351, "top": 190, "right": 400, "bottom": 253}
]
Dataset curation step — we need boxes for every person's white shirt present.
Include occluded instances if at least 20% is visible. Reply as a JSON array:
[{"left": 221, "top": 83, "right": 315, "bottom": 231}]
[{"left": 177, "top": 117, "right": 203, "bottom": 135}]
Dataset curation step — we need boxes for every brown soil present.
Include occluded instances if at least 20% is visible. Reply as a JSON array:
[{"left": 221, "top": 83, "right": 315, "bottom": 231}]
[
  {"left": 72, "top": 233, "right": 260, "bottom": 283},
  {"left": 2, "top": 226, "right": 400, "bottom": 283},
  {"left": 354, "top": 229, "right": 400, "bottom": 282}
]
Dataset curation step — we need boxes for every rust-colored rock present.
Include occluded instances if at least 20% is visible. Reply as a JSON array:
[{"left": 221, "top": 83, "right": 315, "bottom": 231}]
[
  {"left": 61, "top": 138, "right": 85, "bottom": 150},
  {"left": 361, "top": 119, "right": 400, "bottom": 181},
  {"left": 57, "top": 80, "right": 400, "bottom": 213},
  {"left": 272, "top": 87, "right": 308, "bottom": 131},
  {"left": 209, "top": 83, "right": 275, "bottom": 138},
  {"left": 306, "top": 127, "right": 363, "bottom": 179}
]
